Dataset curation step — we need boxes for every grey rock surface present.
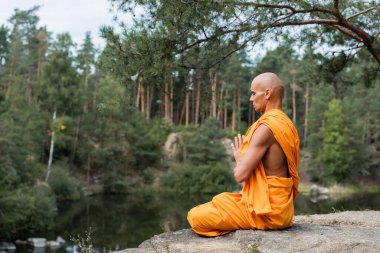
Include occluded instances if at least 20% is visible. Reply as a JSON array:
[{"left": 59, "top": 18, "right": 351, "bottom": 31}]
[
  {"left": 116, "top": 211, "right": 380, "bottom": 253},
  {"left": 163, "top": 133, "right": 183, "bottom": 161}
]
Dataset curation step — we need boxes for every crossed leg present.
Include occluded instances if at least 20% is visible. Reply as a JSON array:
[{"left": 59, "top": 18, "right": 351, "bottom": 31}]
[{"left": 187, "top": 192, "right": 257, "bottom": 237}]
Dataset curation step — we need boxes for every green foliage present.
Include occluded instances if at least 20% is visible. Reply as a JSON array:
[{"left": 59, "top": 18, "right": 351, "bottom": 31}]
[
  {"left": 0, "top": 185, "right": 56, "bottom": 239},
  {"left": 77, "top": 32, "right": 95, "bottom": 72},
  {"left": 341, "top": 84, "right": 380, "bottom": 176},
  {"left": 96, "top": 76, "right": 126, "bottom": 116},
  {"left": 76, "top": 105, "right": 169, "bottom": 176},
  {"left": 185, "top": 118, "right": 227, "bottom": 166},
  {"left": 48, "top": 166, "right": 81, "bottom": 201},
  {"left": 0, "top": 104, "right": 47, "bottom": 188},
  {"left": 0, "top": 25, "right": 9, "bottom": 64},
  {"left": 102, "top": 170, "right": 128, "bottom": 194},
  {"left": 317, "top": 99, "right": 352, "bottom": 184},
  {"left": 52, "top": 115, "right": 76, "bottom": 155},
  {"left": 29, "top": 184, "right": 57, "bottom": 231},
  {"left": 110, "top": 0, "right": 380, "bottom": 67},
  {"left": 306, "top": 85, "right": 335, "bottom": 178},
  {"left": 126, "top": 115, "right": 170, "bottom": 169},
  {"left": 162, "top": 118, "right": 235, "bottom": 194},
  {"left": 162, "top": 163, "right": 236, "bottom": 195},
  {"left": 42, "top": 33, "right": 81, "bottom": 116},
  {"left": 143, "top": 169, "right": 154, "bottom": 185}
]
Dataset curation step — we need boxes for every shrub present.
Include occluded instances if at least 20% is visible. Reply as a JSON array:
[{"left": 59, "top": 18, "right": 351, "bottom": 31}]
[
  {"left": 143, "top": 169, "right": 154, "bottom": 185},
  {"left": 126, "top": 116, "right": 170, "bottom": 169},
  {"left": 185, "top": 118, "right": 227, "bottom": 165},
  {"left": 30, "top": 184, "right": 57, "bottom": 231},
  {"left": 102, "top": 171, "right": 128, "bottom": 194},
  {"left": 0, "top": 186, "right": 56, "bottom": 239},
  {"left": 48, "top": 166, "right": 81, "bottom": 201},
  {"left": 162, "top": 163, "right": 236, "bottom": 195}
]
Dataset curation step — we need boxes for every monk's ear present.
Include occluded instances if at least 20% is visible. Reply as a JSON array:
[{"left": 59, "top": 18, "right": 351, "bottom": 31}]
[{"left": 265, "top": 88, "right": 271, "bottom": 100}]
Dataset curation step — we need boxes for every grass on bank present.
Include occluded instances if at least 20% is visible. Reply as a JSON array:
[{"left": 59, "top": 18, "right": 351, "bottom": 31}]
[{"left": 299, "top": 183, "right": 380, "bottom": 195}]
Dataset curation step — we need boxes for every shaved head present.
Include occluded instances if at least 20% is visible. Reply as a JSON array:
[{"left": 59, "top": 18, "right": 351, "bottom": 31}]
[
  {"left": 251, "top": 72, "right": 284, "bottom": 98},
  {"left": 249, "top": 72, "right": 285, "bottom": 113}
]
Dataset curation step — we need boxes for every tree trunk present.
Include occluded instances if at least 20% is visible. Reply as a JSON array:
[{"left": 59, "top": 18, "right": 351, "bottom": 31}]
[
  {"left": 179, "top": 98, "right": 186, "bottom": 125},
  {"left": 195, "top": 79, "right": 200, "bottom": 126},
  {"left": 147, "top": 85, "right": 154, "bottom": 120},
  {"left": 146, "top": 84, "right": 150, "bottom": 119},
  {"left": 217, "top": 79, "right": 224, "bottom": 122},
  {"left": 86, "top": 155, "right": 91, "bottom": 186},
  {"left": 140, "top": 76, "right": 145, "bottom": 114},
  {"left": 232, "top": 90, "right": 236, "bottom": 132},
  {"left": 292, "top": 83, "right": 297, "bottom": 124},
  {"left": 209, "top": 69, "right": 212, "bottom": 118},
  {"left": 165, "top": 74, "right": 169, "bottom": 120},
  {"left": 135, "top": 78, "right": 141, "bottom": 108},
  {"left": 45, "top": 109, "right": 56, "bottom": 182},
  {"left": 209, "top": 69, "right": 217, "bottom": 118},
  {"left": 289, "top": 69, "right": 297, "bottom": 124},
  {"left": 185, "top": 72, "right": 190, "bottom": 126},
  {"left": 170, "top": 75, "right": 174, "bottom": 121},
  {"left": 160, "top": 82, "right": 165, "bottom": 118},
  {"left": 237, "top": 85, "right": 241, "bottom": 130},
  {"left": 224, "top": 89, "right": 228, "bottom": 128},
  {"left": 192, "top": 75, "right": 195, "bottom": 124},
  {"left": 174, "top": 89, "right": 180, "bottom": 124},
  {"left": 303, "top": 82, "right": 309, "bottom": 145}
]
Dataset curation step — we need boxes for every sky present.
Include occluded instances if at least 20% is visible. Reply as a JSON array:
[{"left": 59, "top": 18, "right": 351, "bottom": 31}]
[{"left": 0, "top": 0, "right": 133, "bottom": 49}]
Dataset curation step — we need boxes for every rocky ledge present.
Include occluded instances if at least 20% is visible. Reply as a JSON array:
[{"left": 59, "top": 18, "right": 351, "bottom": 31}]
[{"left": 117, "top": 211, "right": 380, "bottom": 253}]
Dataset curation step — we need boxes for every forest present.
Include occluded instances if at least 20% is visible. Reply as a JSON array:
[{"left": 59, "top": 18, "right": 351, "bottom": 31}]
[{"left": 0, "top": 1, "right": 380, "bottom": 239}]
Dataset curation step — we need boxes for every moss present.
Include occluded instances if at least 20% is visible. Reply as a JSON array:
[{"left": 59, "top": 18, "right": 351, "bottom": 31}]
[{"left": 246, "top": 244, "right": 261, "bottom": 253}]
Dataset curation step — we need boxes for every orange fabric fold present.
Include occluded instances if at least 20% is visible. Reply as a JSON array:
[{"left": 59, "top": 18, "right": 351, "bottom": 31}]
[
  {"left": 187, "top": 109, "right": 300, "bottom": 236},
  {"left": 240, "top": 109, "right": 300, "bottom": 215}
]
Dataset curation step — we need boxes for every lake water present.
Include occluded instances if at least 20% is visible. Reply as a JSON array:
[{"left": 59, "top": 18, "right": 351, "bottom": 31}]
[{"left": 14, "top": 190, "right": 380, "bottom": 253}]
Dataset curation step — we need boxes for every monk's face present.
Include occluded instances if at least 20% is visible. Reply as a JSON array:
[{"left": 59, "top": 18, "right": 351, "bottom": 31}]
[{"left": 250, "top": 81, "right": 267, "bottom": 113}]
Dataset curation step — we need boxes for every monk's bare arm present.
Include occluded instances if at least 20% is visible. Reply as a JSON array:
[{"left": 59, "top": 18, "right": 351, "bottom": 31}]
[{"left": 233, "top": 125, "right": 273, "bottom": 183}]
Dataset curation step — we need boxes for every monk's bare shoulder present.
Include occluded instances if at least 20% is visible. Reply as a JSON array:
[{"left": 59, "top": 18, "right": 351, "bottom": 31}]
[
  {"left": 234, "top": 124, "right": 275, "bottom": 182},
  {"left": 249, "top": 124, "right": 275, "bottom": 148}
]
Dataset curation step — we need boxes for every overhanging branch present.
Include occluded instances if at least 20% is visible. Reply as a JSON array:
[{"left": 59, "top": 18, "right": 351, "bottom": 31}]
[
  {"left": 331, "top": 24, "right": 363, "bottom": 42},
  {"left": 180, "top": 18, "right": 340, "bottom": 53},
  {"left": 210, "top": 1, "right": 339, "bottom": 17},
  {"left": 346, "top": 5, "right": 380, "bottom": 20}
]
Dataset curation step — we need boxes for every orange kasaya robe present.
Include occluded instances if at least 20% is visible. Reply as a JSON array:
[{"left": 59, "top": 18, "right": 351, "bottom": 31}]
[{"left": 187, "top": 109, "right": 300, "bottom": 237}]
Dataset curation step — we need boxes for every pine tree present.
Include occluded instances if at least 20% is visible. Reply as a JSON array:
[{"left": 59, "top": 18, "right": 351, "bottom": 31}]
[{"left": 317, "top": 99, "right": 352, "bottom": 184}]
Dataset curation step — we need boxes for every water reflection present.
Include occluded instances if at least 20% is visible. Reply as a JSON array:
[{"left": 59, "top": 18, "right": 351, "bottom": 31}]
[
  {"left": 295, "top": 191, "right": 380, "bottom": 214},
  {"left": 14, "top": 190, "right": 380, "bottom": 253}
]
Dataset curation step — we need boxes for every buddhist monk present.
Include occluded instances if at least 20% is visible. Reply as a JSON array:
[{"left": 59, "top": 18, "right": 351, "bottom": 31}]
[{"left": 187, "top": 72, "right": 300, "bottom": 236}]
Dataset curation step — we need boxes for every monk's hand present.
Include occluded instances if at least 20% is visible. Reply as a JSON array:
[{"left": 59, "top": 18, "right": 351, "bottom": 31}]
[{"left": 231, "top": 134, "right": 244, "bottom": 164}]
